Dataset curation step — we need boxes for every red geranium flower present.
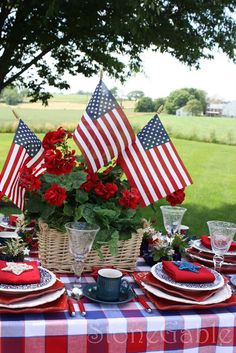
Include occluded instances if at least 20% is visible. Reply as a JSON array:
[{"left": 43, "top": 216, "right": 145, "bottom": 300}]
[
  {"left": 81, "top": 172, "right": 100, "bottom": 192},
  {"left": 43, "top": 184, "right": 67, "bottom": 206},
  {"left": 119, "top": 188, "right": 140, "bottom": 209},
  {"left": 42, "top": 127, "right": 67, "bottom": 150},
  {"left": 19, "top": 167, "right": 41, "bottom": 191},
  {"left": 94, "top": 183, "right": 118, "bottom": 200},
  {"left": 166, "top": 188, "right": 185, "bottom": 206}
]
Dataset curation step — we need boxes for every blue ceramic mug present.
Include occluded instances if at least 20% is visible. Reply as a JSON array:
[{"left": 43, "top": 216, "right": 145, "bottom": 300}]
[{"left": 96, "top": 268, "right": 130, "bottom": 301}]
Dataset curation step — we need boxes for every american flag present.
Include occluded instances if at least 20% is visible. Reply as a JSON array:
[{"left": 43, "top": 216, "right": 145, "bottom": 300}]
[
  {"left": 118, "top": 114, "right": 193, "bottom": 207},
  {"left": 73, "top": 80, "right": 135, "bottom": 172},
  {"left": 0, "top": 119, "right": 44, "bottom": 210}
]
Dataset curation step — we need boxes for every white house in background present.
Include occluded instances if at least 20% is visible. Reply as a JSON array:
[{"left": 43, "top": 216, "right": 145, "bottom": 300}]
[
  {"left": 222, "top": 100, "right": 236, "bottom": 117},
  {"left": 176, "top": 107, "right": 192, "bottom": 116},
  {"left": 205, "top": 103, "right": 225, "bottom": 116}
]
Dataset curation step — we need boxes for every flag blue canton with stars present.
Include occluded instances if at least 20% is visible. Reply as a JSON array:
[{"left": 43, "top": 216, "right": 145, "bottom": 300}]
[
  {"left": 13, "top": 119, "right": 41, "bottom": 157},
  {"left": 86, "top": 80, "right": 117, "bottom": 120},
  {"left": 137, "top": 114, "right": 170, "bottom": 150}
]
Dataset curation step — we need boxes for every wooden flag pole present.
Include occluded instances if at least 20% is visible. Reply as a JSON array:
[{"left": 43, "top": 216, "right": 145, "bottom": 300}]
[
  {"left": 12, "top": 109, "right": 20, "bottom": 120},
  {"left": 157, "top": 105, "right": 164, "bottom": 115},
  {"left": 99, "top": 67, "right": 103, "bottom": 80}
]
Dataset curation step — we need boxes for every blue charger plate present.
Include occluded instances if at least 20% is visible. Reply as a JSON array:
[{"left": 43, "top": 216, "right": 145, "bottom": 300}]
[{"left": 83, "top": 284, "right": 134, "bottom": 304}]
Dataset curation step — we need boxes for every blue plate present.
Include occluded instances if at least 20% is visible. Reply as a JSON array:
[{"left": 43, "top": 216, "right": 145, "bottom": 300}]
[{"left": 83, "top": 284, "right": 134, "bottom": 304}]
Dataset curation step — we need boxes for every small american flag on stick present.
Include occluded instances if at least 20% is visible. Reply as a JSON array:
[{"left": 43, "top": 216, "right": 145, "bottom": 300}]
[
  {"left": 118, "top": 114, "right": 192, "bottom": 207},
  {"left": 73, "top": 80, "right": 135, "bottom": 172},
  {"left": 0, "top": 119, "right": 44, "bottom": 210}
]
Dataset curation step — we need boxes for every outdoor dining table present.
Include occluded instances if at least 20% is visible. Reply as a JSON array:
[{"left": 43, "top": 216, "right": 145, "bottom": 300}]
[{"left": 1, "top": 257, "right": 236, "bottom": 353}]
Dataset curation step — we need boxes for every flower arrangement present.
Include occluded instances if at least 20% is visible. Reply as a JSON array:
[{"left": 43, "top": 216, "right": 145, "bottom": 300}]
[
  {"left": 0, "top": 237, "right": 30, "bottom": 262},
  {"left": 142, "top": 226, "right": 189, "bottom": 263},
  {"left": 19, "top": 128, "right": 142, "bottom": 255}
]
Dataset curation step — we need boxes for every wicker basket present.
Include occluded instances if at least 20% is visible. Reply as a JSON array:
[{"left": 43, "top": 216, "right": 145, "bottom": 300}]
[{"left": 38, "top": 221, "right": 144, "bottom": 273}]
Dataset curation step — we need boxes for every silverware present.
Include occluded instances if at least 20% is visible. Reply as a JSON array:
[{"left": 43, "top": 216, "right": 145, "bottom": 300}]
[
  {"left": 66, "top": 290, "right": 76, "bottom": 317},
  {"left": 131, "top": 287, "right": 152, "bottom": 313},
  {"left": 71, "top": 287, "right": 86, "bottom": 317}
]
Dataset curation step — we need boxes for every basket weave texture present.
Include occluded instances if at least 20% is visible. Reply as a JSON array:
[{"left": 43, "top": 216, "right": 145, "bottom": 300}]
[{"left": 38, "top": 221, "right": 144, "bottom": 273}]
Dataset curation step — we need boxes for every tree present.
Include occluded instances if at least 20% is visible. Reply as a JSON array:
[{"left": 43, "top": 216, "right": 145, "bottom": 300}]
[
  {"left": 183, "top": 99, "right": 203, "bottom": 116},
  {"left": 164, "top": 88, "right": 207, "bottom": 114},
  {"left": 110, "top": 86, "right": 119, "bottom": 97},
  {"left": 135, "top": 97, "right": 155, "bottom": 112},
  {"left": 154, "top": 97, "right": 166, "bottom": 111},
  {"left": 127, "top": 90, "right": 144, "bottom": 100},
  {"left": 0, "top": 1, "right": 235, "bottom": 104},
  {"left": 2, "top": 86, "right": 23, "bottom": 105},
  {"left": 165, "top": 89, "right": 191, "bottom": 114}
]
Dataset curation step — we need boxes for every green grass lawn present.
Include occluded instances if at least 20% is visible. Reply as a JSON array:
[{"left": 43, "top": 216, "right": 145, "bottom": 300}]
[{"left": 0, "top": 135, "right": 235, "bottom": 236}]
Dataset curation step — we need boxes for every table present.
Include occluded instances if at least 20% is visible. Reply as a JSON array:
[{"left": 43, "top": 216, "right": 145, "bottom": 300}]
[{"left": 1, "top": 258, "right": 236, "bottom": 353}]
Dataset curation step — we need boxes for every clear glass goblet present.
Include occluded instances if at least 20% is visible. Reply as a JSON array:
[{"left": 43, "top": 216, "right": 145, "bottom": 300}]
[
  {"left": 160, "top": 206, "right": 187, "bottom": 241},
  {"left": 65, "top": 222, "right": 100, "bottom": 287},
  {"left": 207, "top": 221, "right": 236, "bottom": 273}
]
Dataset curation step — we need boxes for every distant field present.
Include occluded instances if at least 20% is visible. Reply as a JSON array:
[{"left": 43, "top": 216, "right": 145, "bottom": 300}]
[{"left": 0, "top": 94, "right": 236, "bottom": 144}]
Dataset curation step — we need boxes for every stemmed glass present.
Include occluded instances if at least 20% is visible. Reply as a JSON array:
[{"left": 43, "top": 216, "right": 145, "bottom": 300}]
[
  {"left": 207, "top": 221, "right": 236, "bottom": 273},
  {"left": 160, "top": 206, "right": 187, "bottom": 241},
  {"left": 65, "top": 222, "right": 100, "bottom": 287}
]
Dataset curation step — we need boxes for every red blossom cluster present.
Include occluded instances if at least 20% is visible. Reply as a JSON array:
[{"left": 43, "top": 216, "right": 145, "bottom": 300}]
[
  {"left": 166, "top": 188, "right": 185, "bottom": 206},
  {"left": 43, "top": 184, "right": 67, "bottom": 206},
  {"left": 42, "top": 128, "right": 76, "bottom": 176},
  {"left": 19, "top": 167, "right": 41, "bottom": 191},
  {"left": 119, "top": 188, "right": 140, "bottom": 209}
]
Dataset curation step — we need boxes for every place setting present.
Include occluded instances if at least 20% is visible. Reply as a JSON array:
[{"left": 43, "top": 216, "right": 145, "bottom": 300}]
[
  {"left": 0, "top": 259, "right": 68, "bottom": 314},
  {"left": 186, "top": 221, "right": 236, "bottom": 273}
]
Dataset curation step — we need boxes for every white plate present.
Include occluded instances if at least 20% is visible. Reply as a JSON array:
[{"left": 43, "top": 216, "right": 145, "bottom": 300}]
[
  {"left": 187, "top": 252, "right": 236, "bottom": 267},
  {"left": 151, "top": 262, "right": 224, "bottom": 291},
  {"left": 192, "top": 239, "right": 236, "bottom": 256},
  {"left": 0, "top": 267, "right": 56, "bottom": 293},
  {"left": 0, "top": 231, "right": 18, "bottom": 239},
  {"left": 0, "top": 288, "right": 65, "bottom": 308},
  {"left": 142, "top": 282, "right": 232, "bottom": 305},
  {"left": 0, "top": 221, "right": 34, "bottom": 231}
]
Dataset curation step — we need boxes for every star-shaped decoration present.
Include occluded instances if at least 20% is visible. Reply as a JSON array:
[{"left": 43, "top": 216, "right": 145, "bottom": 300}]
[
  {"left": 1, "top": 262, "right": 33, "bottom": 275},
  {"left": 173, "top": 261, "right": 201, "bottom": 273}
]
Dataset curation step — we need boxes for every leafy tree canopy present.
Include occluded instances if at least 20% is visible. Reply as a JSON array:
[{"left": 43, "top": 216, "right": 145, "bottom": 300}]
[
  {"left": 164, "top": 88, "right": 207, "bottom": 114},
  {"left": 0, "top": 0, "right": 235, "bottom": 104},
  {"left": 135, "top": 96, "right": 155, "bottom": 112},
  {"left": 127, "top": 90, "right": 145, "bottom": 100},
  {"left": 183, "top": 99, "right": 203, "bottom": 116}
]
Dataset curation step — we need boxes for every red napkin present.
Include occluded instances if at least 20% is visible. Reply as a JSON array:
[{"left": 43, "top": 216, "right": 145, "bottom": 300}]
[
  {"left": 201, "top": 235, "right": 236, "bottom": 251},
  {"left": 162, "top": 261, "right": 215, "bottom": 283},
  {"left": 0, "top": 260, "right": 40, "bottom": 284},
  {"left": 133, "top": 272, "right": 222, "bottom": 302}
]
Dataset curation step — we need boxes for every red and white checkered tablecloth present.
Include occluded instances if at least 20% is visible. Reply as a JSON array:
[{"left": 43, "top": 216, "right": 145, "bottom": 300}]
[{"left": 1, "top": 258, "right": 236, "bottom": 353}]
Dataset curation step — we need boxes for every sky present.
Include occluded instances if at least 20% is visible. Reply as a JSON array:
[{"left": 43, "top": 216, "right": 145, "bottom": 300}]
[{"left": 62, "top": 50, "right": 236, "bottom": 102}]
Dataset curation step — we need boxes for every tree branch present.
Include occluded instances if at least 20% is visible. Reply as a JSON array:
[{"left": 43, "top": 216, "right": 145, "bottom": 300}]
[{"left": 2, "top": 45, "right": 55, "bottom": 89}]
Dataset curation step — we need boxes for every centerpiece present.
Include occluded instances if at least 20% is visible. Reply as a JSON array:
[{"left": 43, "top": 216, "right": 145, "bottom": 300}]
[{"left": 19, "top": 127, "right": 144, "bottom": 272}]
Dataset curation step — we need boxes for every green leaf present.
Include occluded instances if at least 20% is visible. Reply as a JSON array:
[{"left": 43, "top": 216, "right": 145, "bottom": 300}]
[
  {"left": 82, "top": 203, "right": 97, "bottom": 224},
  {"left": 76, "top": 189, "right": 89, "bottom": 203},
  {"left": 42, "top": 174, "right": 59, "bottom": 185},
  {"left": 74, "top": 206, "right": 83, "bottom": 221},
  {"left": 40, "top": 204, "right": 56, "bottom": 219},
  {"left": 93, "top": 206, "right": 119, "bottom": 225},
  {"left": 63, "top": 204, "right": 74, "bottom": 217},
  {"left": 107, "top": 230, "right": 119, "bottom": 256}
]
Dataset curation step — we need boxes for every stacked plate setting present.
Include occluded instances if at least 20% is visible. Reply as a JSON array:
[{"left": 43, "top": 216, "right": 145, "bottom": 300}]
[
  {"left": 0, "top": 266, "right": 66, "bottom": 313},
  {"left": 186, "top": 239, "right": 236, "bottom": 273},
  {"left": 133, "top": 261, "right": 235, "bottom": 310}
]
